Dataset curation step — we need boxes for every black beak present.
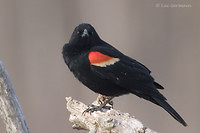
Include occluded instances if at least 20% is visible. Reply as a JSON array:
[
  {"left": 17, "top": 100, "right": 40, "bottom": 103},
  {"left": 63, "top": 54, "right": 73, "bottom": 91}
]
[{"left": 81, "top": 29, "right": 89, "bottom": 37}]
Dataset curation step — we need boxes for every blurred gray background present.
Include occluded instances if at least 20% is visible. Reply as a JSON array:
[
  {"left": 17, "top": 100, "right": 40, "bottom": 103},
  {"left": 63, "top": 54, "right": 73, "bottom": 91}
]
[{"left": 0, "top": 0, "right": 199, "bottom": 133}]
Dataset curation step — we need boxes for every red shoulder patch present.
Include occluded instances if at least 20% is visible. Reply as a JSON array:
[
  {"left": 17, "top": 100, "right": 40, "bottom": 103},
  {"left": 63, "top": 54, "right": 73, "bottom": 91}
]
[
  {"left": 88, "top": 51, "right": 112, "bottom": 64},
  {"left": 88, "top": 51, "right": 120, "bottom": 67}
]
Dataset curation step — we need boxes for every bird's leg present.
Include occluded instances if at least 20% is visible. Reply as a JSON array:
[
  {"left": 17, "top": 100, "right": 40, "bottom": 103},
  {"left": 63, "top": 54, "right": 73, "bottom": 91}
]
[
  {"left": 98, "top": 96, "right": 114, "bottom": 109},
  {"left": 84, "top": 96, "right": 114, "bottom": 113}
]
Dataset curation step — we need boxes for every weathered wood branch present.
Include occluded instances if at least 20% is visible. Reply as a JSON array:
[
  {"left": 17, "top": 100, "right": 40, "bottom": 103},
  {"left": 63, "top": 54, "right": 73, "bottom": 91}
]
[
  {"left": 66, "top": 95, "right": 157, "bottom": 133},
  {"left": 0, "top": 61, "right": 29, "bottom": 133}
]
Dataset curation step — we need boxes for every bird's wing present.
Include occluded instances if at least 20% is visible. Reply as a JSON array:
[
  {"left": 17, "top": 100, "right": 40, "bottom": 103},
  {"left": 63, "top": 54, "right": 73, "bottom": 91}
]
[{"left": 88, "top": 46, "right": 164, "bottom": 98}]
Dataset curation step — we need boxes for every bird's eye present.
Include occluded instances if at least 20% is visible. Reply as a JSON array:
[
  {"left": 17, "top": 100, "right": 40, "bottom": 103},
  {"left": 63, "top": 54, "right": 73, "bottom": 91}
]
[
  {"left": 77, "top": 31, "right": 80, "bottom": 34},
  {"left": 89, "top": 31, "right": 93, "bottom": 35}
]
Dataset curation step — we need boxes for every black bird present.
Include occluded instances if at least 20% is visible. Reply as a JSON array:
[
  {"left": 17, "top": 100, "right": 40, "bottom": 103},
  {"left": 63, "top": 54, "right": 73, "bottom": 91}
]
[{"left": 62, "top": 23, "right": 187, "bottom": 126}]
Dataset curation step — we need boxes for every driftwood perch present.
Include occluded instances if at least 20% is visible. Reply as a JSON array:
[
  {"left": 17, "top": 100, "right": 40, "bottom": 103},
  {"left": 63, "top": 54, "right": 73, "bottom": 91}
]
[
  {"left": 66, "top": 95, "right": 156, "bottom": 133},
  {"left": 0, "top": 61, "right": 29, "bottom": 133}
]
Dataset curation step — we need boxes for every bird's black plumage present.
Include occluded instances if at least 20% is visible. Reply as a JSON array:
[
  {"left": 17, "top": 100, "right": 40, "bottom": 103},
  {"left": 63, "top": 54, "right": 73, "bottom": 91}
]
[{"left": 62, "top": 23, "right": 187, "bottom": 126}]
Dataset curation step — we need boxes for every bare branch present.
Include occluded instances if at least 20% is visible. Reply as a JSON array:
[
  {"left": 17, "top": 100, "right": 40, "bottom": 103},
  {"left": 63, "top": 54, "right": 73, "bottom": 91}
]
[
  {"left": 0, "top": 61, "right": 29, "bottom": 133},
  {"left": 66, "top": 96, "right": 156, "bottom": 133}
]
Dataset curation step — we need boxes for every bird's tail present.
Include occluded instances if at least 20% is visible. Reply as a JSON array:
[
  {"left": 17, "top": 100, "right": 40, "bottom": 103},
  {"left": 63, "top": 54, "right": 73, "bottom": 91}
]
[{"left": 153, "top": 97, "right": 187, "bottom": 126}]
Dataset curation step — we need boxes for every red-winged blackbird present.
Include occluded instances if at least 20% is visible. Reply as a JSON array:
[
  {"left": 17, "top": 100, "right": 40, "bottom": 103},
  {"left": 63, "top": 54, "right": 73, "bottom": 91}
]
[{"left": 62, "top": 23, "right": 187, "bottom": 126}]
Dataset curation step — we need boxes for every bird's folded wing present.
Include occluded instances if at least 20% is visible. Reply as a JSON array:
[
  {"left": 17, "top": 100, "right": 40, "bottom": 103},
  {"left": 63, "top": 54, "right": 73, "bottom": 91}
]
[{"left": 88, "top": 47, "right": 162, "bottom": 97}]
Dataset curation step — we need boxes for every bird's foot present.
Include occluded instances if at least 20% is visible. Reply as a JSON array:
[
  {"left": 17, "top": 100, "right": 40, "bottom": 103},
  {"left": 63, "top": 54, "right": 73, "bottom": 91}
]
[
  {"left": 83, "top": 96, "right": 114, "bottom": 114},
  {"left": 83, "top": 104, "right": 111, "bottom": 113}
]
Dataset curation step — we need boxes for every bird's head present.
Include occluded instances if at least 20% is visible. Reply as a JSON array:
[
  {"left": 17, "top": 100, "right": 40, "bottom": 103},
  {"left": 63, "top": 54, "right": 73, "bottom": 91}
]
[{"left": 69, "top": 23, "right": 100, "bottom": 50}]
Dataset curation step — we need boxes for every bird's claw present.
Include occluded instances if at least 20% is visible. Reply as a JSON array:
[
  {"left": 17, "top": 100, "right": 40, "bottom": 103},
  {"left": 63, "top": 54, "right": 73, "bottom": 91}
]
[{"left": 83, "top": 104, "right": 111, "bottom": 114}]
